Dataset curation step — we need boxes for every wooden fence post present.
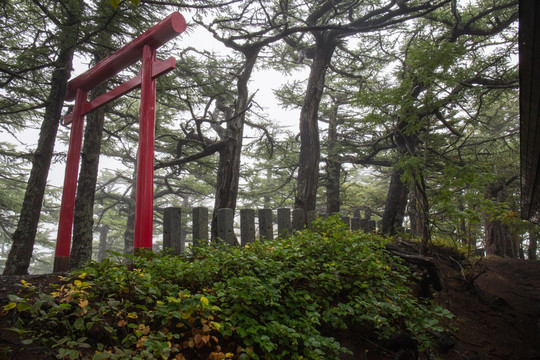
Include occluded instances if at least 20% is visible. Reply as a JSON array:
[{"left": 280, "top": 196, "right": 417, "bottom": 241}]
[
  {"left": 277, "top": 208, "right": 291, "bottom": 238},
  {"left": 240, "top": 209, "right": 255, "bottom": 245},
  {"left": 163, "top": 207, "right": 184, "bottom": 254},
  {"left": 192, "top": 207, "right": 208, "bottom": 248},
  {"left": 217, "top": 208, "right": 235, "bottom": 245},
  {"left": 360, "top": 218, "right": 368, "bottom": 232},
  {"left": 258, "top": 208, "right": 273, "bottom": 241},
  {"left": 164, "top": 207, "right": 381, "bottom": 252},
  {"left": 351, "top": 217, "right": 360, "bottom": 230}
]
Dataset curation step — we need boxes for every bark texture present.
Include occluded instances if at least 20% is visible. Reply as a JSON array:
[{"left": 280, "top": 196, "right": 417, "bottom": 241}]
[
  {"left": 325, "top": 104, "right": 341, "bottom": 214},
  {"left": 528, "top": 229, "right": 538, "bottom": 260},
  {"left": 97, "top": 225, "right": 109, "bottom": 262},
  {"left": 382, "top": 118, "right": 417, "bottom": 235},
  {"left": 381, "top": 168, "right": 409, "bottom": 235},
  {"left": 69, "top": 93, "right": 106, "bottom": 269},
  {"left": 3, "top": 4, "right": 82, "bottom": 275},
  {"left": 69, "top": 3, "right": 113, "bottom": 270},
  {"left": 212, "top": 48, "right": 259, "bottom": 241},
  {"left": 70, "top": 65, "right": 109, "bottom": 269},
  {"left": 124, "top": 174, "right": 137, "bottom": 256},
  {"left": 484, "top": 177, "right": 519, "bottom": 257},
  {"left": 295, "top": 34, "right": 336, "bottom": 213}
]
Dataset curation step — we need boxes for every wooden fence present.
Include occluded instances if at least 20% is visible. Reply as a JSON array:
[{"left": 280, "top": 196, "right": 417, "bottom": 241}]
[{"left": 162, "top": 207, "right": 380, "bottom": 254}]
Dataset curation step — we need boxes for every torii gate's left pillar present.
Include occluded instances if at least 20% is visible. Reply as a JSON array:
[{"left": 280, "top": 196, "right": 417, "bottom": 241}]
[{"left": 54, "top": 12, "right": 186, "bottom": 272}]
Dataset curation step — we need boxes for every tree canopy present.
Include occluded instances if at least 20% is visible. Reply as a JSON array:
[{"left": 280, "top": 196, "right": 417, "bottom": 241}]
[{"left": 0, "top": 0, "right": 530, "bottom": 274}]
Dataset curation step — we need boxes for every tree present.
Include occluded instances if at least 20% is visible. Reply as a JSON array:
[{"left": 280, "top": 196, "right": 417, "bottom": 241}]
[
  {"left": 69, "top": 1, "right": 166, "bottom": 269},
  {"left": 276, "top": 0, "right": 452, "bottom": 216},
  {"left": 349, "top": 0, "right": 518, "bottom": 253},
  {"left": 3, "top": 0, "right": 84, "bottom": 275}
]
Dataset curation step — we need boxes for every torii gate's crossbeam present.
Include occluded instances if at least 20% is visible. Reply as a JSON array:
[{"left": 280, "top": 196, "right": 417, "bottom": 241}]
[{"left": 54, "top": 12, "right": 186, "bottom": 272}]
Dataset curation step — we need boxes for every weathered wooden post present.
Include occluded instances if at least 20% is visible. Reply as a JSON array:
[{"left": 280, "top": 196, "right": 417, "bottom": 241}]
[
  {"left": 192, "top": 207, "right": 208, "bottom": 248},
  {"left": 351, "top": 217, "right": 361, "bottom": 230},
  {"left": 163, "top": 207, "right": 183, "bottom": 254},
  {"left": 216, "top": 208, "right": 235, "bottom": 245},
  {"left": 258, "top": 208, "right": 273, "bottom": 241},
  {"left": 240, "top": 209, "right": 256, "bottom": 245},
  {"left": 277, "top": 208, "right": 291, "bottom": 238},
  {"left": 360, "top": 218, "right": 368, "bottom": 232}
]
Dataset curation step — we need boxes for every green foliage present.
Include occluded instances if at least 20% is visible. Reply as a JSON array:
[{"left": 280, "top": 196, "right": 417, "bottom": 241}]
[
  {"left": 4, "top": 218, "right": 451, "bottom": 359},
  {"left": 110, "top": 0, "right": 140, "bottom": 9}
]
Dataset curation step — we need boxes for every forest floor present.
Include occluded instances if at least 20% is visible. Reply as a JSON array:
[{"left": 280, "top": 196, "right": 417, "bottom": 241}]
[
  {"left": 433, "top": 252, "right": 540, "bottom": 360},
  {"left": 0, "top": 249, "right": 539, "bottom": 360}
]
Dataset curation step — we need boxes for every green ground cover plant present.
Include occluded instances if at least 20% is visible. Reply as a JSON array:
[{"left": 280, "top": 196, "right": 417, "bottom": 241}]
[{"left": 3, "top": 217, "right": 451, "bottom": 359}]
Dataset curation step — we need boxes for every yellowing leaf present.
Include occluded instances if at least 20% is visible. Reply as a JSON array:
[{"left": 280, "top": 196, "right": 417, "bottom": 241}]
[
  {"left": 181, "top": 311, "right": 193, "bottom": 320},
  {"left": 127, "top": 312, "right": 138, "bottom": 319},
  {"left": 117, "top": 320, "right": 128, "bottom": 327},
  {"left": 139, "top": 324, "right": 150, "bottom": 335},
  {"left": 78, "top": 299, "right": 89, "bottom": 309},
  {"left": 136, "top": 336, "right": 147, "bottom": 349},
  {"left": 3, "top": 302, "right": 16, "bottom": 311},
  {"left": 17, "top": 303, "right": 31, "bottom": 312},
  {"left": 200, "top": 297, "right": 209, "bottom": 306},
  {"left": 73, "top": 280, "right": 82, "bottom": 288},
  {"left": 20, "top": 280, "right": 32, "bottom": 287}
]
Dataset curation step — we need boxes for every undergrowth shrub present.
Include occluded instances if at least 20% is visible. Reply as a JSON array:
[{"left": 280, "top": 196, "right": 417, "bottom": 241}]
[{"left": 3, "top": 216, "right": 451, "bottom": 360}]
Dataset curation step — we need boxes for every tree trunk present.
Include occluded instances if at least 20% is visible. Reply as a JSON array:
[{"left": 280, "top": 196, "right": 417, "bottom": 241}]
[
  {"left": 381, "top": 118, "right": 419, "bottom": 236},
  {"left": 212, "top": 48, "right": 259, "bottom": 241},
  {"left": 124, "top": 169, "right": 137, "bottom": 256},
  {"left": 529, "top": 228, "right": 538, "bottom": 260},
  {"left": 484, "top": 178, "right": 518, "bottom": 258},
  {"left": 69, "top": 35, "right": 111, "bottom": 269},
  {"left": 69, "top": 92, "right": 106, "bottom": 269},
  {"left": 416, "top": 173, "right": 431, "bottom": 254},
  {"left": 381, "top": 168, "right": 408, "bottom": 235},
  {"left": 457, "top": 199, "right": 467, "bottom": 244},
  {"left": 485, "top": 220, "right": 515, "bottom": 257},
  {"left": 3, "top": 4, "right": 82, "bottom": 275},
  {"left": 326, "top": 104, "right": 340, "bottom": 214},
  {"left": 407, "top": 186, "right": 422, "bottom": 236},
  {"left": 97, "top": 225, "right": 110, "bottom": 262},
  {"left": 295, "top": 33, "right": 337, "bottom": 214}
]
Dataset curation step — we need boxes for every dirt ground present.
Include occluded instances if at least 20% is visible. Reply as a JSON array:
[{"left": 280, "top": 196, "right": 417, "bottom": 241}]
[
  {"left": 434, "top": 254, "right": 540, "bottom": 360},
  {"left": 0, "top": 252, "right": 539, "bottom": 360}
]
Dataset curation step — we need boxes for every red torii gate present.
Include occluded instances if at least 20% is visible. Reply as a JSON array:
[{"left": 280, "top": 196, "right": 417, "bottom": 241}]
[{"left": 54, "top": 12, "right": 186, "bottom": 272}]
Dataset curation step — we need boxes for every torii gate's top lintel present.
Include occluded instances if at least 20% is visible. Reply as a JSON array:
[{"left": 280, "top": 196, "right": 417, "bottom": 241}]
[{"left": 65, "top": 11, "right": 186, "bottom": 101}]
